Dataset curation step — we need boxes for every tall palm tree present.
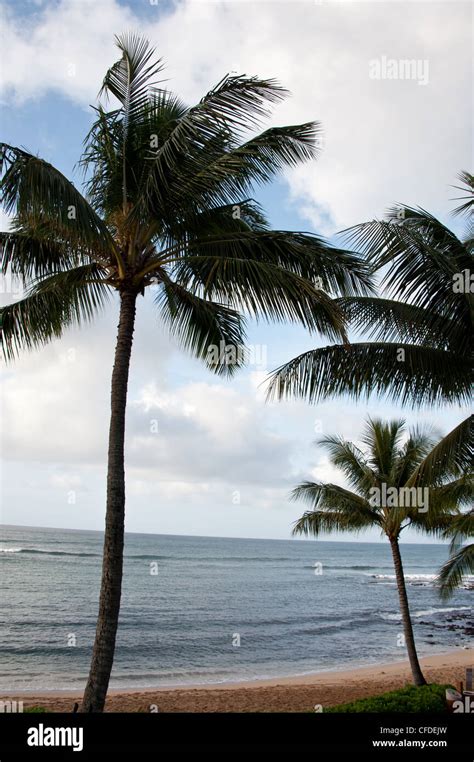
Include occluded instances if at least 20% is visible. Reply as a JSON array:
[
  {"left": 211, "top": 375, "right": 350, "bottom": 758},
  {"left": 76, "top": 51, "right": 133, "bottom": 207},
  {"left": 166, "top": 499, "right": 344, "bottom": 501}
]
[
  {"left": 292, "top": 418, "right": 473, "bottom": 686},
  {"left": 437, "top": 510, "right": 474, "bottom": 599},
  {"left": 0, "top": 34, "right": 370, "bottom": 712},
  {"left": 267, "top": 177, "right": 473, "bottom": 411}
]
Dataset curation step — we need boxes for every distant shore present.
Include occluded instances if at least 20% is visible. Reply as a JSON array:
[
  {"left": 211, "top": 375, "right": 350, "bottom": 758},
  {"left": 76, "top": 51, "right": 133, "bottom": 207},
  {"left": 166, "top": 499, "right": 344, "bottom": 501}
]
[{"left": 2, "top": 649, "right": 471, "bottom": 712}]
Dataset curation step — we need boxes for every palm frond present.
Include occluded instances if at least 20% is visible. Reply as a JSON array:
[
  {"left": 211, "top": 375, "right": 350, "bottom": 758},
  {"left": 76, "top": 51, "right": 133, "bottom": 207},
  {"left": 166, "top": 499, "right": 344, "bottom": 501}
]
[
  {"left": 99, "top": 33, "right": 165, "bottom": 120},
  {"left": 138, "top": 73, "right": 290, "bottom": 213},
  {"left": 437, "top": 543, "right": 474, "bottom": 599},
  {"left": 450, "top": 171, "right": 474, "bottom": 218},
  {"left": 155, "top": 122, "right": 321, "bottom": 213},
  {"left": 292, "top": 509, "right": 381, "bottom": 541},
  {"left": 168, "top": 228, "right": 372, "bottom": 299},
  {"left": 99, "top": 33, "right": 166, "bottom": 211},
  {"left": 338, "top": 296, "right": 466, "bottom": 352},
  {"left": 266, "top": 343, "right": 472, "bottom": 407},
  {"left": 428, "top": 474, "right": 474, "bottom": 509},
  {"left": 180, "top": 256, "right": 346, "bottom": 340},
  {"left": 341, "top": 213, "right": 472, "bottom": 324},
  {"left": 0, "top": 230, "right": 89, "bottom": 280},
  {"left": 291, "top": 482, "right": 381, "bottom": 535},
  {"left": 318, "top": 436, "right": 375, "bottom": 492},
  {"left": 406, "top": 509, "right": 461, "bottom": 537},
  {"left": 442, "top": 509, "right": 474, "bottom": 544},
  {"left": 406, "top": 415, "right": 474, "bottom": 486},
  {"left": 153, "top": 200, "right": 270, "bottom": 248},
  {"left": 1, "top": 264, "right": 111, "bottom": 360},
  {"left": 156, "top": 276, "right": 247, "bottom": 376},
  {"left": 393, "top": 427, "right": 435, "bottom": 486},
  {"left": 1, "top": 144, "right": 114, "bottom": 253},
  {"left": 362, "top": 417, "right": 406, "bottom": 480}
]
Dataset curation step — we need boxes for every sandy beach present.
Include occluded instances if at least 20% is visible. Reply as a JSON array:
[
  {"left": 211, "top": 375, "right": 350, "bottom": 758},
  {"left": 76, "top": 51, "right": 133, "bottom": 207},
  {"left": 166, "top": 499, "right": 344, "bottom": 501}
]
[{"left": 3, "top": 649, "right": 471, "bottom": 713}]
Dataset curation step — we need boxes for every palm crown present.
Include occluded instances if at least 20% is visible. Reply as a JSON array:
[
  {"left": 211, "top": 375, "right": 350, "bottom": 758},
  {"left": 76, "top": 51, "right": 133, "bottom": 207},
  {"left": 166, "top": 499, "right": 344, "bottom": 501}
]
[
  {"left": 268, "top": 182, "right": 473, "bottom": 406},
  {"left": 292, "top": 418, "right": 472, "bottom": 541},
  {"left": 0, "top": 33, "right": 370, "bottom": 368}
]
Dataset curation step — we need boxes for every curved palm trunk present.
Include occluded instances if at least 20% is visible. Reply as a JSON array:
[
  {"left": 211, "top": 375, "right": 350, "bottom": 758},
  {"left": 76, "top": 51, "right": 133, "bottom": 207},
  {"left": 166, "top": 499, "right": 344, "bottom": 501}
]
[
  {"left": 81, "top": 290, "right": 137, "bottom": 712},
  {"left": 389, "top": 537, "right": 426, "bottom": 686}
]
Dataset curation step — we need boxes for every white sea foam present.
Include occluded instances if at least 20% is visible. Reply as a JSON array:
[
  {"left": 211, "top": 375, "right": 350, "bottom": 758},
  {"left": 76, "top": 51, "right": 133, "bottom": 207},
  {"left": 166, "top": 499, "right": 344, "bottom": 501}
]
[
  {"left": 380, "top": 605, "right": 471, "bottom": 622},
  {"left": 414, "top": 606, "right": 471, "bottom": 618},
  {"left": 374, "top": 574, "right": 437, "bottom": 581},
  {"left": 373, "top": 573, "right": 474, "bottom": 589},
  {"left": 380, "top": 612, "right": 401, "bottom": 621}
]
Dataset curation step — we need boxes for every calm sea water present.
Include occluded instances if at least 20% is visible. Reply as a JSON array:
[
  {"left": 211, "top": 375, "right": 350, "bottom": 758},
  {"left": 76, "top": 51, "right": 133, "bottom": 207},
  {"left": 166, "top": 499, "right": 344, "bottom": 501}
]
[{"left": 0, "top": 524, "right": 472, "bottom": 691}]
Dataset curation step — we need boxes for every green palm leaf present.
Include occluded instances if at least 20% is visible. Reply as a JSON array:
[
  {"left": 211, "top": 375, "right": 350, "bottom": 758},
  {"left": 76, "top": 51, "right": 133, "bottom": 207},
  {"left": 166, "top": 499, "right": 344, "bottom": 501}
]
[
  {"left": 1, "top": 264, "right": 111, "bottom": 360},
  {"left": 0, "top": 230, "right": 89, "bottom": 279},
  {"left": 406, "top": 415, "right": 474, "bottom": 486},
  {"left": 99, "top": 33, "right": 165, "bottom": 121},
  {"left": 450, "top": 170, "right": 474, "bottom": 218},
  {"left": 342, "top": 211, "right": 472, "bottom": 323},
  {"left": 136, "top": 73, "right": 289, "bottom": 215},
  {"left": 171, "top": 252, "right": 346, "bottom": 338},
  {"left": 338, "top": 296, "right": 466, "bottom": 352},
  {"left": 1, "top": 144, "right": 115, "bottom": 252},
  {"left": 267, "top": 342, "right": 472, "bottom": 407},
  {"left": 156, "top": 276, "right": 247, "bottom": 376},
  {"left": 437, "top": 544, "right": 474, "bottom": 599}
]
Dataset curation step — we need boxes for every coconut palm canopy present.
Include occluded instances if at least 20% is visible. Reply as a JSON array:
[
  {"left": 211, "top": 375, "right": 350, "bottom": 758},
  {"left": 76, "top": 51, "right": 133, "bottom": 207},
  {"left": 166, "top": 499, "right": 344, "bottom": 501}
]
[
  {"left": 267, "top": 177, "right": 473, "bottom": 408},
  {"left": 0, "top": 33, "right": 371, "bottom": 368}
]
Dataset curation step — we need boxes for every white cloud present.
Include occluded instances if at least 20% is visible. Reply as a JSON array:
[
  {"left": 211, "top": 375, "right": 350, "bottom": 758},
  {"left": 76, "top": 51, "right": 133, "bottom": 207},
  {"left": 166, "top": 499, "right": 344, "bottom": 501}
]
[
  {"left": 0, "top": 295, "right": 174, "bottom": 461},
  {"left": 0, "top": 0, "right": 470, "bottom": 231},
  {"left": 128, "top": 379, "right": 294, "bottom": 484},
  {"left": 49, "top": 472, "right": 82, "bottom": 489},
  {"left": 0, "top": 0, "right": 134, "bottom": 107}
]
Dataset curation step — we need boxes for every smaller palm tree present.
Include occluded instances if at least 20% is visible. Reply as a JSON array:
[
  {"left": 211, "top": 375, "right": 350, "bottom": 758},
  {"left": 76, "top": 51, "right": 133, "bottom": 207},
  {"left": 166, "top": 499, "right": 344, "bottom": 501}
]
[
  {"left": 437, "top": 510, "right": 474, "bottom": 599},
  {"left": 291, "top": 418, "right": 473, "bottom": 686}
]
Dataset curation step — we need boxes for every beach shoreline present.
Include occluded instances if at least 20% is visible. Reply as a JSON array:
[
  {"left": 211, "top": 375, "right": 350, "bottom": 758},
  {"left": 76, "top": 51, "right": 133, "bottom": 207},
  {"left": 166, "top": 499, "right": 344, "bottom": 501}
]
[{"left": 2, "top": 649, "right": 471, "bottom": 712}]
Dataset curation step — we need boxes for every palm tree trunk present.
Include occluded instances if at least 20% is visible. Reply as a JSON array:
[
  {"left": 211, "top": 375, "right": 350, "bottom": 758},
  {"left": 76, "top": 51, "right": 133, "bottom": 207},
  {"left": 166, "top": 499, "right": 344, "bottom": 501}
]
[
  {"left": 81, "top": 289, "right": 137, "bottom": 712},
  {"left": 389, "top": 537, "right": 426, "bottom": 686}
]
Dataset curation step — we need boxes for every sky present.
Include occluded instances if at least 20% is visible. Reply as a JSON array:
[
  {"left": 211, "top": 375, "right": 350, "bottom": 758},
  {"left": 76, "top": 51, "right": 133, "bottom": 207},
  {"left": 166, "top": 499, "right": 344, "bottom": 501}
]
[{"left": 0, "top": 0, "right": 471, "bottom": 542}]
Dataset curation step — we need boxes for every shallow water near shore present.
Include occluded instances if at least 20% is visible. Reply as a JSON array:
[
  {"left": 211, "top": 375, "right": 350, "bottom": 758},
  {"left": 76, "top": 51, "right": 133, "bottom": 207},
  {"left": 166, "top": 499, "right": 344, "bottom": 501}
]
[{"left": 1, "top": 524, "right": 472, "bottom": 691}]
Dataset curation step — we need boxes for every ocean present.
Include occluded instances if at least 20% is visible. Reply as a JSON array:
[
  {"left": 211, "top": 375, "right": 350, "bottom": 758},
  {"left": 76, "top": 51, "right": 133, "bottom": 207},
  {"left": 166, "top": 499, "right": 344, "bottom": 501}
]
[{"left": 0, "top": 524, "right": 472, "bottom": 691}]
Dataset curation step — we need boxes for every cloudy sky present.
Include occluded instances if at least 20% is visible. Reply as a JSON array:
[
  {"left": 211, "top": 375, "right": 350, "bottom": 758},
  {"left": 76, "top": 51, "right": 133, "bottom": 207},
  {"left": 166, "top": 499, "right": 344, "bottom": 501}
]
[{"left": 0, "top": 0, "right": 471, "bottom": 541}]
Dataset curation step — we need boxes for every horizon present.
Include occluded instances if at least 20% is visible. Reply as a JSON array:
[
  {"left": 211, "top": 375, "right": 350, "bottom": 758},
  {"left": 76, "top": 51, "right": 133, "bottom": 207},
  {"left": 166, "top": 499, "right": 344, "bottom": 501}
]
[{"left": 0, "top": 522, "right": 452, "bottom": 546}]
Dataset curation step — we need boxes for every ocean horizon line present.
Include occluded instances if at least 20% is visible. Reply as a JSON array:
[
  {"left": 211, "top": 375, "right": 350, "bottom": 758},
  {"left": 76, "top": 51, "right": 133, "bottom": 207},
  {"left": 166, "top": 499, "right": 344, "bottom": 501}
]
[{"left": 0, "top": 523, "right": 451, "bottom": 547}]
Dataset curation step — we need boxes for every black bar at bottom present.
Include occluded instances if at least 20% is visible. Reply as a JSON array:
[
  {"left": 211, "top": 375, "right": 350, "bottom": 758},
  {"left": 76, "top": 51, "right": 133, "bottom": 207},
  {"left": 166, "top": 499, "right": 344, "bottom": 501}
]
[{"left": 0, "top": 713, "right": 472, "bottom": 757}]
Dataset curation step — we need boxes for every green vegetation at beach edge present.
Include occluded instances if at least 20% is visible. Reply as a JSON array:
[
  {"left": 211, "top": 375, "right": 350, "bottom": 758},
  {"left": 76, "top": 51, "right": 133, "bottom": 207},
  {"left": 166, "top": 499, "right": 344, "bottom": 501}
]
[{"left": 324, "top": 684, "right": 452, "bottom": 713}]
